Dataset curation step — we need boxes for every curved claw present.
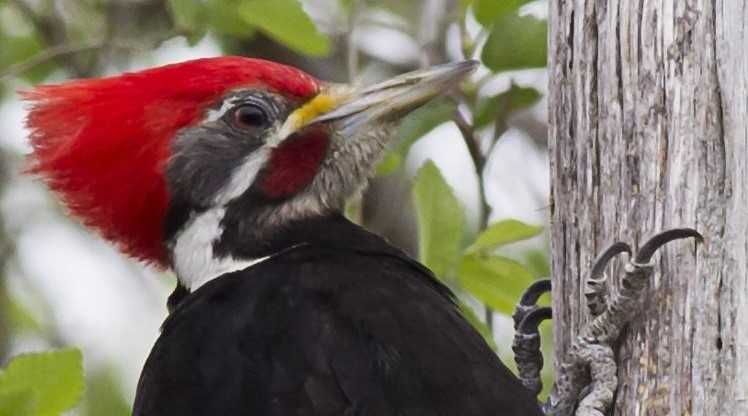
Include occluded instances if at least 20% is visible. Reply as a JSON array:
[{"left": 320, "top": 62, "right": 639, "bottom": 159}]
[
  {"left": 518, "top": 279, "right": 552, "bottom": 306},
  {"left": 519, "top": 306, "right": 553, "bottom": 334},
  {"left": 585, "top": 242, "right": 631, "bottom": 316},
  {"left": 590, "top": 242, "right": 632, "bottom": 280},
  {"left": 635, "top": 228, "right": 703, "bottom": 263},
  {"left": 513, "top": 304, "right": 551, "bottom": 398}
]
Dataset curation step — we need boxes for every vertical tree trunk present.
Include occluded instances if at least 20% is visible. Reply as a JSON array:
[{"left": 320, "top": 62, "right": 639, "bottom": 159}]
[{"left": 548, "top": 1, "right": 746, "bottom": 414}]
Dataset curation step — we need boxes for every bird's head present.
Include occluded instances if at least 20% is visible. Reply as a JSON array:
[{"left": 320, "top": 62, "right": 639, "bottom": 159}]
[{"left": 24, "top": 57, "right": 475, "bottom": 284}]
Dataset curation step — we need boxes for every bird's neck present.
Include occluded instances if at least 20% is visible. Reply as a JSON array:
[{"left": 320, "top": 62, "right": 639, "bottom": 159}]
[
  {"left": 166, "top": 205, "right": 383, "bottom": 292},
  {"left": 168, "top": 206, "right": 265, "bottom": 292}
]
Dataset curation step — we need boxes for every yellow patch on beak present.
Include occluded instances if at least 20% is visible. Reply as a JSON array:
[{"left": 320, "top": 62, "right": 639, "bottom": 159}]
[
  {"left": 287, "top": 93, "right": 340, "bottom": 131},
  {"left": 271, "top": 92, "right": 342, "bottom": 147}
]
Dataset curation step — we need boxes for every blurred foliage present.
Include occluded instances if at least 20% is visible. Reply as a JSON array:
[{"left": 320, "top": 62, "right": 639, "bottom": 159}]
[
  {"left": 81, "top": 367, "right": 131, "bottom": 416},
  {"left": 236, "top": 0, "right": 330, "bottom": 55},
  {"left": 0, "top": 0, "right": 551, "bottom": 412},
  {"left": 467, "top": 219, "right": 543, "bottom": 254},
  {"left": 413, "top": 161, "right": 465, "bottom": 278},
  {"left": 458, "top": 253, "right": 535, "bottom": 314},
  {"left": 474, "top": 83, "right": 542, "bottom": 129},
  {"left": 167, "top": 0, "right": 330, "bottom": 54},
  {"left": 0, "top": 348, "right": 84, "bottom": 416},
  {"left": 482, "top": 13, "right": 547, "bottom": 71},
  {"left": 473, "top": 0, "right": 536, "bottom": 26}
]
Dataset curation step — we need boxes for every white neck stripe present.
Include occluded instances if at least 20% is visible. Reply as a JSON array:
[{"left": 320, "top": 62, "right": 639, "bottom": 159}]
[
  {"left": 188, "top": 243, "right": 307, "bottom": 292},
  {"left": 188, "top": 254, "right": 271, "bottom": 292},
  {"left": 172, "top": 205, "right": 307, "bottom": 292},
  {"left": 172, "top": 207, "right": 226, "bottom": 291}
]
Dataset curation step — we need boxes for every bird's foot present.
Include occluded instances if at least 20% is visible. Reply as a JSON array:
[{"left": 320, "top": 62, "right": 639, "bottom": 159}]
[
  {"left": 512, "top": 230, "right": 703, "bottom": 414},
  {"left": 541, "top": 228, "right": 702, "bottom": 416},
  {"left": 512, "top": 279, "right": 552, "bottom": 397}
]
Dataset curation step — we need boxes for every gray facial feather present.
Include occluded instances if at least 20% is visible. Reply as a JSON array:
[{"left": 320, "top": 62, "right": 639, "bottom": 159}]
[
  {"left": 167, "top": 124, "right": 264, "bottom": 209},
  {"left": 166, "top": 90, "right": 288, "bottom": 209}
]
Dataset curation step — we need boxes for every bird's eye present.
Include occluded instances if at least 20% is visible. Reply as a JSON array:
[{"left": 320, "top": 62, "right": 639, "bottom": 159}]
[{"left": 232, "top": 104, "right": 268, "bottom": 131}]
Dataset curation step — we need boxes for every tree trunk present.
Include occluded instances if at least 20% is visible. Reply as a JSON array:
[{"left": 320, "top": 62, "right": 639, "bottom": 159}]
[{"left": 548, "top": 1, "right": 746, "bottom": 414}]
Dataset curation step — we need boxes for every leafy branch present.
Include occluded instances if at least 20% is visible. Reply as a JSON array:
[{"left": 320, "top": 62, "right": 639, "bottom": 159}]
[{"left": 0, "top": 37, "right": 169, "bottom": 83}]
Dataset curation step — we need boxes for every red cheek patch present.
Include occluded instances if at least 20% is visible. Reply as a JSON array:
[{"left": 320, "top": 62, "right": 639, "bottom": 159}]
[{"left": 261, "top": 128, "right": 330, "bottom": 198}]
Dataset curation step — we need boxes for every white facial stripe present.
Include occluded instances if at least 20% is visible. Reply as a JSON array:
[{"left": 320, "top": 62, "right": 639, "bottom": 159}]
[
  {"left": 205, "top": 97, "right": 239, "bottom": 123},
  {"left": 213, "top": 146, "right": 271, "bottom": 205},
  {"left": 271, "top": 114, "right": 301, "bottom": 148}
]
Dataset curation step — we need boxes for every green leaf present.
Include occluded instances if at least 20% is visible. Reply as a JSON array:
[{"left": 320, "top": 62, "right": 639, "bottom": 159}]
[
  {"left": 0, "top": 389, "right": 36, "bottom": 416},
  {"left": 474, "top": 84, "right": 542, "bottom": 128},
  {"left": 82, "top": 367, "right": 130, "bottom": 416},
  {"left": 413, "top": 161, "right": 464, "bottom": 279},
  {"left": 167, "top": 0, "right": 201, "bottom": 32},
  {"left": 392, "top": 100, "right": 453, "bottom": 154},
  {"left": 474, "top": 0, "right": 534, "bottom": 27},
  {"left": 0, "top": 348, "right": 84, "bottom": 416},
  {"left": 376, "top": 152, "right": 402, "bottom": 175},
  {"left": 524, "top": 248, "right": 550, "bottom": 278},
  {"left": 238, "top": 0, "right": 330, "bottom": 56},
  {"left": 205, "top": 0, "right": 256, "bottom": 37},
  {"left": 458, "top": 254, "right": 535, "bottom": 314},
  {"left": 467, "top": 219, "right": 542, "bottom": 254},
  {"left": 6, "top": 296, "right": 41, "bottom": 334},
  {"left": 481, "top": 13, "right": 547, "bottom": 72}
]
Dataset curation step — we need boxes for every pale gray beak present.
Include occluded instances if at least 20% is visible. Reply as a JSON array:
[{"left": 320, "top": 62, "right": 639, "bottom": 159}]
[{"left": 311, "top": 60, "right": 479, "bottom": 133}]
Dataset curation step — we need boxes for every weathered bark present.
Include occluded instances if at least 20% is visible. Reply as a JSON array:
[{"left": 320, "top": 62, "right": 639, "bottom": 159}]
[{"left": 548, "top": 0, "right": 746, "bottom": 414}]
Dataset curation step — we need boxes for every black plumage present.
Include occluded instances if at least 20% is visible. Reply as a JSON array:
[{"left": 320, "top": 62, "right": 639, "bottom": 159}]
[{"left": 134, "top": 215, "right": 543, "bottom": 415}]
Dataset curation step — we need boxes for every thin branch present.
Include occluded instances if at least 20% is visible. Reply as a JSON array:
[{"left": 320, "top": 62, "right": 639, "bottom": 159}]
[
  {"left": 454, "top": 104, "right": 495, "bottom": 328},
  {"left": 454, "top": 107, "right": 486, "bottom": 173},
  {"left": 9, "top": 0, "right": 52, "bottom": 42},
  {"left": 453, "top": 105, "right": 490, "bottom": 231},
  {"left": 2, "top": 39, "right": 100, "bottom": 82},
  {"left": 8, "top": 0, "right": 89, "bottom": 76},
  {"left": 451, "top": 0, "right": 498, "bottom": 329},
  {"left": 1, "top": 37, "right": 170, "bottom": 83}
]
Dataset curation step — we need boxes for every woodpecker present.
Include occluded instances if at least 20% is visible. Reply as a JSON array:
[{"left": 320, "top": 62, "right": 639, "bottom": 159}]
[{"left": 25, "top": 57, "right": 544, "bottom": 415}]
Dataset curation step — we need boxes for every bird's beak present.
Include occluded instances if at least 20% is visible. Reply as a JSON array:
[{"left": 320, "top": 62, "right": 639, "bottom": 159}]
[
  {"left": 278, "top": 60, "right": 478, "bottom": 141},
  {"left": 313, "top": 60, "right": 479, "bottom": 130}
]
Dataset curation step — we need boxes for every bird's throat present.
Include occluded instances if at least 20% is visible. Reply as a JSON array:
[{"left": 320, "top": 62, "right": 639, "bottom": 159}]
[{"left": 171, "top": 207, "right": 269, "bottom": 291}]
